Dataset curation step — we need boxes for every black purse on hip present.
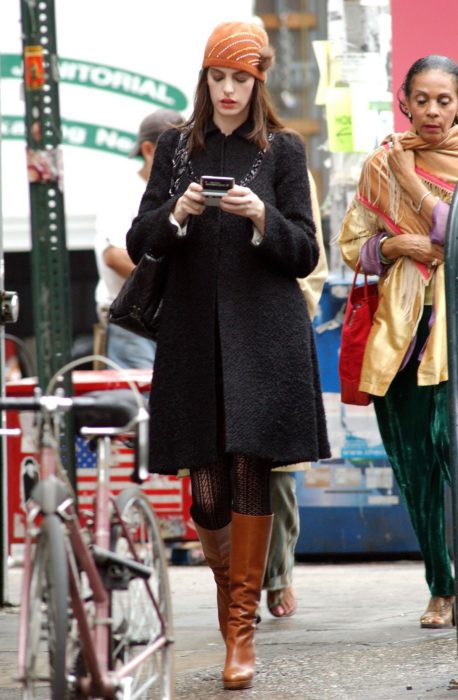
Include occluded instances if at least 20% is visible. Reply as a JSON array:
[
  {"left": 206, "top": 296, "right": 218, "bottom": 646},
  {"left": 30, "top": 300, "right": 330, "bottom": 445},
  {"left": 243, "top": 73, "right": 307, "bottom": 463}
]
[
  {"left": 108, "top": 253, "right": 168, "bottom": 341},
  {"left": 108, "top": 129, "right": 190, "bottom": 341}
]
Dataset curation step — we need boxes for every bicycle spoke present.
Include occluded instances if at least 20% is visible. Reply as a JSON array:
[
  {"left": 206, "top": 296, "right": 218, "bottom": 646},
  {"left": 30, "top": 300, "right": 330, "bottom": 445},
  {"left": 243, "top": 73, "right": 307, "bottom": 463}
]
[{"left": 110, "top": 488, "right": 174, "bottom": 700}]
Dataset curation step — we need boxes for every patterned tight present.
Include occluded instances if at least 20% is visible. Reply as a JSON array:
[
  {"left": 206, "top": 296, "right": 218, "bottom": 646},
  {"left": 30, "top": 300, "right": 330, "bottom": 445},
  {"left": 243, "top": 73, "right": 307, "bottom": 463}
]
[{"left": 190, "top": 454, "right": 272, "bottom": 530}]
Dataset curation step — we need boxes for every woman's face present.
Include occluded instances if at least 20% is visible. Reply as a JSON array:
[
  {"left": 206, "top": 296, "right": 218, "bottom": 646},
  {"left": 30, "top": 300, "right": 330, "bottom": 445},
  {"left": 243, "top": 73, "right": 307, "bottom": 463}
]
[
  {"left": 406, "top": 69, "right": 458, "bottom": 144},
  {"left": 207, "top": 67, "right": 255, "bottom": 129}
]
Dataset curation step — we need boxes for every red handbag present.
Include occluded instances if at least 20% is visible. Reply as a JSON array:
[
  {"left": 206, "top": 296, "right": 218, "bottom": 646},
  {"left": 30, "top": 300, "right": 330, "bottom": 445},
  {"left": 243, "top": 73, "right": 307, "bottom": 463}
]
[{"left": 338, "top": 266, "right": 379, "bottom": 406}]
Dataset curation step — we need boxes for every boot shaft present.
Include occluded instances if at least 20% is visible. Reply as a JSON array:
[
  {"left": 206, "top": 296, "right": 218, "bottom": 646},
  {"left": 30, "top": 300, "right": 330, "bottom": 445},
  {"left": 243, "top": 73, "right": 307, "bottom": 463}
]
[
  {"left": 194, "top": 521, "right": 231, "bottom": 640},
  {"left": 229, "top": 511, "right": 274, "bottom": 597}
]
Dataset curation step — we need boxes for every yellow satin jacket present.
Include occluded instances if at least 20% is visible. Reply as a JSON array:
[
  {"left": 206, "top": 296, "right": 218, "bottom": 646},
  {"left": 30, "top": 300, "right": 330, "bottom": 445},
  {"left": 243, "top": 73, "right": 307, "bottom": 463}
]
[{"left": 339, "top": 199, "right": 447, "bottom": 397}]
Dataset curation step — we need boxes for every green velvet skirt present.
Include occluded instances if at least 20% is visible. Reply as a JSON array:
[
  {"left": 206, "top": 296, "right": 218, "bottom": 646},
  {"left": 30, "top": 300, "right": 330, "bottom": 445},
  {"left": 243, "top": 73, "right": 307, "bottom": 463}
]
[{"left": 372, "top": 307, "right": 453, "bottom": 596}]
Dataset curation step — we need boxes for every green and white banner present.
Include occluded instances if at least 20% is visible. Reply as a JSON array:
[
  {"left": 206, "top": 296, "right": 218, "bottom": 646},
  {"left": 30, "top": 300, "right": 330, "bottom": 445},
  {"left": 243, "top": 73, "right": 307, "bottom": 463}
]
[
  {"left": 1, "top": 54, "right": 187, "bottom": 113},
  {"left": 0, "top": 0, "right": 255, "bottom": 250}
]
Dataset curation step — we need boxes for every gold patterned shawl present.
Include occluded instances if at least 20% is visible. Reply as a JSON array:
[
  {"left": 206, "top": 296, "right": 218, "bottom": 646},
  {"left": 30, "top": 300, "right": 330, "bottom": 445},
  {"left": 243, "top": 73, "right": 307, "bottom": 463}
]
[
  {"left": 357, "top": 126, "right": 458, "bottom": 320},
  {"left": 358, "top": 126, "right": 458, "bottom": 271},
  {"left": 339, "top": 125, "right": 458, "bottom": 395}
]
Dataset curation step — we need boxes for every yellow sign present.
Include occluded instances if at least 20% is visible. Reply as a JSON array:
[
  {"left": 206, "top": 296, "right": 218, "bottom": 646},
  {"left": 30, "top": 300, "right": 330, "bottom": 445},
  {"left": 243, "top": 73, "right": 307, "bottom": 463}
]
[{"left": 326, "top": 87, "right": 353, "bottom": 153}]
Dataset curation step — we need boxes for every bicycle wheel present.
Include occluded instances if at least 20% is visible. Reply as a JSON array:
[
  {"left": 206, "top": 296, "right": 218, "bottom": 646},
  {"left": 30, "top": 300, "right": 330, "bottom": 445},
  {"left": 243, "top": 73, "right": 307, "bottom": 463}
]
[
  {"left": 110, "top": 486, "right": 174, "bottom": 700},
  {"left": 23, "top": 514, "right": 69, "bottom": 700}
]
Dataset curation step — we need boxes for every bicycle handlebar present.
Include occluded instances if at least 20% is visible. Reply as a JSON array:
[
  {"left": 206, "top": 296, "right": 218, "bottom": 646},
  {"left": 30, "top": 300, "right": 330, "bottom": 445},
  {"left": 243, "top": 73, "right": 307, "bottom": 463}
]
[
  {"left": 0, "top": 396, "right": 69, "bottom": 412},
  {"left": 0, "top": 392, "right": 151, "bottom": 484},
  {"left": 0, "top": 394, "right": 139, "bottom": 424}
]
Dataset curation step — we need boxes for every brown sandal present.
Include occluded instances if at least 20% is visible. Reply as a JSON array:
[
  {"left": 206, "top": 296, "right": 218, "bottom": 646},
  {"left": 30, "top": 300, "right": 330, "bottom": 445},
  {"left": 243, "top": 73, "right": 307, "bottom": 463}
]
[{"left": 267, "top": 586, "right": 297, "bottom": 618}]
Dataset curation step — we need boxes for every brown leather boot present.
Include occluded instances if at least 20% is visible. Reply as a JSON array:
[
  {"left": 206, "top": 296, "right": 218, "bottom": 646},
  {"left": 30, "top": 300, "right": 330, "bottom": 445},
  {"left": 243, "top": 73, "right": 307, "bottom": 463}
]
[
  {"left": 223, "top": 512, "right": 273, "bottom": 690},
  {"left": 194, "top": 522, "right": 231, "bottom": 640}
]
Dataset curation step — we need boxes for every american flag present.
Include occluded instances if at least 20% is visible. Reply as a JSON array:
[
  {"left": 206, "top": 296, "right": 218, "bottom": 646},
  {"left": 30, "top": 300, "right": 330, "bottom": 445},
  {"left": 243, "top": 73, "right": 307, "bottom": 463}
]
[
  {"left": 75, "top": 435, "right": 97, "bottom": 469},
  {"left": 76, "top": 436, "right": 184, "bottom": 518}
]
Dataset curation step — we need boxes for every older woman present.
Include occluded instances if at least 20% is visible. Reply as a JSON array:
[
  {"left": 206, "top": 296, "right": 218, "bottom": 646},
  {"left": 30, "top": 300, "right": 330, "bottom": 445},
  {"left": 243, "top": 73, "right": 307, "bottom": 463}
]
[{"left": 339, "top": 55, "right": 458, "bottom": 629}]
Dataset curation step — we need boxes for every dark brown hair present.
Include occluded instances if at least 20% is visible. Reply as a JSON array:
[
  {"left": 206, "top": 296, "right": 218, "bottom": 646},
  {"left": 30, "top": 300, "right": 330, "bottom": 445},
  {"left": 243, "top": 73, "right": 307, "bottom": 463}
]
[
  {"left": 397, "top": 54, "right": 458, "bottom": 125},
  {"left": 181, "top": 68, "right": 287, "bottom": 153}
]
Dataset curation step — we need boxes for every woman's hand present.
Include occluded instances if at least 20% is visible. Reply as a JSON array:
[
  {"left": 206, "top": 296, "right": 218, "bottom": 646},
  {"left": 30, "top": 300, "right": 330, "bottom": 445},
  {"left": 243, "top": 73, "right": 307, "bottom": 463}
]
[
  {"left": 386, "top": 135, "right": 416, "bottom": 188},
  {"left": 173, "top": 182, "right": 206, "bottom": 225},
  {"left": 220, "top": 185, "right": 266, "bottom": 233},
  {"left": 381, "top": 233, "right": 444, "bottom": 266},
  {"left": 386, "top": 136, "right": 436, "bottom": 221}
]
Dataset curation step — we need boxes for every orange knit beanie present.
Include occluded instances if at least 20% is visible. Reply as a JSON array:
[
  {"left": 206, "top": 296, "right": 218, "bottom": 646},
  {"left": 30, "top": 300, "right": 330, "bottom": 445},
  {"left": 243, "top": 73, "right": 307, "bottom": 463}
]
[{"left": 202, "top": 21, "right": 274, "bottom": 82}]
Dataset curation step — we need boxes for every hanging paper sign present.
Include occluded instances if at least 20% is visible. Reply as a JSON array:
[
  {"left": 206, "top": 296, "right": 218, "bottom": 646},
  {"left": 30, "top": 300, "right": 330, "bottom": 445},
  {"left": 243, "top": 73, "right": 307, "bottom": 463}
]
[
  {"left": 24, "top": 45, "right": 45, "bottom": 90},
  {"left": 312, "top": 40, "right": 333, "bottom": 106},
  {"left": 325, "top": 87, "right": 353, "bottom": 152},
  {"left": 351, "top": 86, "right": 393, "bottom": 153}
]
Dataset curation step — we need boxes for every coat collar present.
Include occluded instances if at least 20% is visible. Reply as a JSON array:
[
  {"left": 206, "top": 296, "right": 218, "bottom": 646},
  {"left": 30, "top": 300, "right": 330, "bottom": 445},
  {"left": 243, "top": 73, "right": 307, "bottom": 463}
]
[{"left": 205, "top": 118, "right": 254, "bottom": 141}]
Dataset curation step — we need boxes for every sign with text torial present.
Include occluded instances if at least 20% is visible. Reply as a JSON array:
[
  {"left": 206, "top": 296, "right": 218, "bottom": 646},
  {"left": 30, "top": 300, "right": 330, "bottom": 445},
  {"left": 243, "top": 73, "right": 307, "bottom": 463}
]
[{"left": 0, "top": 1, "right": 255, "bottom": 250}]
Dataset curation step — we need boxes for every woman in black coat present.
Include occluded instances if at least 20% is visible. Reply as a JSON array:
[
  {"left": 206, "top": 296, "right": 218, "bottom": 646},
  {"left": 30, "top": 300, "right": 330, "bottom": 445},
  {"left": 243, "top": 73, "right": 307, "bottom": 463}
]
[{"left": 126, "top": 20, "right": 330, "bottom": 691}]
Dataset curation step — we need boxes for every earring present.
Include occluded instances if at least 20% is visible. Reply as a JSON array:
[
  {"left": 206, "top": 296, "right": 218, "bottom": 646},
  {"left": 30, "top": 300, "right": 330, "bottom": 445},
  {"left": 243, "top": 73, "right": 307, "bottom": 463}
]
[{"left": 407, "top": 111, "right": 412, "bottom": 119}]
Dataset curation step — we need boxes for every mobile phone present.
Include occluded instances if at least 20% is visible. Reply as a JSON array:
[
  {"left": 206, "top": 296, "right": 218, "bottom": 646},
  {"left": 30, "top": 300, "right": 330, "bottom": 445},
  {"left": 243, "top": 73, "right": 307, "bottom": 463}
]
[{"left": 200, "top": 175, "right": 235, "bottom": 206}]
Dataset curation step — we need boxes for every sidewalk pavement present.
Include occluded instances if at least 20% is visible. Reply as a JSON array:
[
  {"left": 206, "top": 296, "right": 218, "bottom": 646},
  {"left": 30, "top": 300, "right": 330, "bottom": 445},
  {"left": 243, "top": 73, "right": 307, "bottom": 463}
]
[{"left": 1, "top": 559, "right": 458, "bottom": 699}]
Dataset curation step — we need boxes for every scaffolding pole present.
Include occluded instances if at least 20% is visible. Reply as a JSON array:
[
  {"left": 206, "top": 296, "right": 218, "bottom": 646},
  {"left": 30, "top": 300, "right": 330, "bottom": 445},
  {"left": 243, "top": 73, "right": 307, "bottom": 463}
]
[{"left": 19, "top": 0, "right": 76, "bottom": 489}]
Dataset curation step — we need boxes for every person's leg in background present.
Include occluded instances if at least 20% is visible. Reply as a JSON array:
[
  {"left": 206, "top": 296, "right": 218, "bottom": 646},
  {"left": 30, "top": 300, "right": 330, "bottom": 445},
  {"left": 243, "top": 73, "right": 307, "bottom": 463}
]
[
  {"left": 262, "top": 472, "right": 298, "bottom": 617},
  {"left": 106, "top": 323, "right": 156, "bottom": 369}
]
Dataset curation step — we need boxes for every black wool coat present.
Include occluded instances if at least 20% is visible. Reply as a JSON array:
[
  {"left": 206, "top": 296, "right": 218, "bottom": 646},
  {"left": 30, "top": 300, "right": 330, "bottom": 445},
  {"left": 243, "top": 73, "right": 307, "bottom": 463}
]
[{"left": 126, "top": 121, "right": 330, "bottom": 475}]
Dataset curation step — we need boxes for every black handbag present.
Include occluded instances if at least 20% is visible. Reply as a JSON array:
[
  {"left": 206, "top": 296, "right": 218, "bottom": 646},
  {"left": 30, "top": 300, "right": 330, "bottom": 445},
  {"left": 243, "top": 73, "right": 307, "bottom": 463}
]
[
  {"left": 108, "top": 129, "right": 191, "bottom": 342},
  {"left": 108, "top": 253, "right": 168, "bottom": 341}
]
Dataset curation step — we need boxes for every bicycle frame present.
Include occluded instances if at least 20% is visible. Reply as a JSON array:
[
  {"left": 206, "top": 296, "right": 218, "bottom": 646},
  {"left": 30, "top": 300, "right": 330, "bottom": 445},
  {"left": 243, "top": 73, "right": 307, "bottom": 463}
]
[
  {"left": 12, "top": 396, "right": 170, "bottom": 699},
  {"left": 65, "top": 434, "right": 169, "bottom": 698}
]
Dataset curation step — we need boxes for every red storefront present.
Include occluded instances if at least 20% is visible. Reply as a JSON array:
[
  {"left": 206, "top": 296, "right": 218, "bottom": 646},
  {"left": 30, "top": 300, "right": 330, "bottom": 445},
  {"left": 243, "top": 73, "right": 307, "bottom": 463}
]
[{"left": 391, "top": 0, "right": 458, "bottom": 131}]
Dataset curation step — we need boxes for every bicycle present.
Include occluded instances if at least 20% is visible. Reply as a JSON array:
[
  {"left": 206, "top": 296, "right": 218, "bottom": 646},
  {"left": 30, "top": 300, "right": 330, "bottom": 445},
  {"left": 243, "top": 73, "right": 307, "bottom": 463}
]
[{"left": 0, "top": 358, "right": 174, "bottom": 699}]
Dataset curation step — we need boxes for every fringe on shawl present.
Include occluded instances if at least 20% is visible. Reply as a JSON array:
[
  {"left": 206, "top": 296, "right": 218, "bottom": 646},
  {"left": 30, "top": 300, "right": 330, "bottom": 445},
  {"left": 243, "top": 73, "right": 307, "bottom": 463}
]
[
  {"left": 359, "top": 147, "right": 434, "bottom": 322},
  {"left": 341, "top": 133, "right": 454, "bottom": 324},
  {"left": 423, "top": 178, "right": 454, "bottom": 204},
  {"left": 389, "top": 256, "right": 428, "bottom": 324},
  {"left": 360, "top": 148, "right": 403, "bottom": 223}
]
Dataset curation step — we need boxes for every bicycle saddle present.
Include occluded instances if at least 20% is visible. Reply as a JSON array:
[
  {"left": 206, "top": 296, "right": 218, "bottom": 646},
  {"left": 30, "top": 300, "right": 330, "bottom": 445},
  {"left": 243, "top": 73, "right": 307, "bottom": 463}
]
[{"left": 73, "top": 389, "right": 148, "bottom": 432}]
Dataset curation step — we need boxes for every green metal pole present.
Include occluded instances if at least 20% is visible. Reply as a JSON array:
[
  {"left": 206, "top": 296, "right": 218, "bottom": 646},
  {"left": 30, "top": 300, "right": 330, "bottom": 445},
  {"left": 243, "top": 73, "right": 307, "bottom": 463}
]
[
  {"left": 444, "top": 186, "right": 458, "bottom": 644},
  {"left": 19, "top": 0, "right": 76, "bottom": 490}
]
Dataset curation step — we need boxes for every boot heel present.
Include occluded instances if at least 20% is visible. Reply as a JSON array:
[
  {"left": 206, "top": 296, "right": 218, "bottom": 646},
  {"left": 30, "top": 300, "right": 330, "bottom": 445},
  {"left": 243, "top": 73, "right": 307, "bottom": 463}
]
[{"left": 224, "top": 678, "right": 253, "bottom": 690}]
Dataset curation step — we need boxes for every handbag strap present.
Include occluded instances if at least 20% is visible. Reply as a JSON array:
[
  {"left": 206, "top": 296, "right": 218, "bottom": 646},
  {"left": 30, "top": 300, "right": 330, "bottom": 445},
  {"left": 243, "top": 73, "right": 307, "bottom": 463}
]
[
  {"left": 349, "top": 262, "right": 370, "bottom": 303},
  {"left": 168, "top": 127, "right": 275, "bottom": 197},
  {"left": 169, "top": 128, "right": 192, "bottom": 197}
]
